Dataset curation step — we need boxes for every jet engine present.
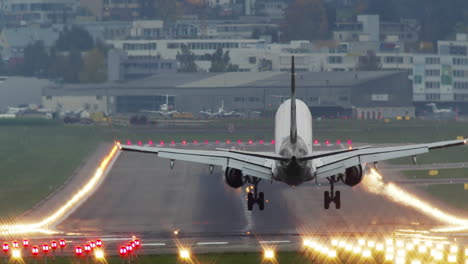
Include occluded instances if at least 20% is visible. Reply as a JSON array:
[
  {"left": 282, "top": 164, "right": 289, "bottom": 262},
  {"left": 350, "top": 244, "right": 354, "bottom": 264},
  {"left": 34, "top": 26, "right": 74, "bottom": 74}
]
[
  {"left": 342, "top": 165, "right": 364, "bottom": 186},
  {"left": 224, "top": 168, "right": 246, "bottom": 189}
]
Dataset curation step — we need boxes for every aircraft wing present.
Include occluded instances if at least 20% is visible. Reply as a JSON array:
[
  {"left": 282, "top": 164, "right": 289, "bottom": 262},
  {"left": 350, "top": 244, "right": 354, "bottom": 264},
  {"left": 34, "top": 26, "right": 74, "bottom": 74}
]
[
  {"left": 312, "top": 139, "right": 467, "bottom": 180},
  {"left": 119, "top": 144, "right": 274, "bottom": 180}
]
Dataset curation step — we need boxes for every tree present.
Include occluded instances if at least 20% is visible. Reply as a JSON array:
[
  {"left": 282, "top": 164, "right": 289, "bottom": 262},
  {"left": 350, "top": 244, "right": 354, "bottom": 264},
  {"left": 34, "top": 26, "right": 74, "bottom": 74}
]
[
  {"left": 281, "top": 0, "right": 329, "bottom": 42},
  {"left": 79, "top": 48, "right": 107, "bottom": 83},
  {"left": 55, "top": 26, "right": 94, "bottom": 52},
  {"left": 209, "top": 48, "right": 239, "bottom": 72},
  {"left": 356, "top": 50, "right": 381, "bottom": 71},
  {"left": 21, "top": 41, "right": 49, "bottom": 77},
  {"left": 62, "top": 49, "right": 83, "bottom": 83},
  {"left": 177, "top": 44, "right": 198, "bottom": 72},
  {"left": 155, "top": 0, "right": 183, "bottom": 24},
  {"left": 355, "top": 0, "right": 397, "bottom": 21}
]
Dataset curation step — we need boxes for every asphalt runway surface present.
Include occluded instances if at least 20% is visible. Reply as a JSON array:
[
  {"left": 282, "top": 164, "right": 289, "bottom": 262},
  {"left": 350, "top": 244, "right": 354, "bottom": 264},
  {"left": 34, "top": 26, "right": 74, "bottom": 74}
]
[{"left": 57, "top": 143, "right": 452, "bottom": 240}]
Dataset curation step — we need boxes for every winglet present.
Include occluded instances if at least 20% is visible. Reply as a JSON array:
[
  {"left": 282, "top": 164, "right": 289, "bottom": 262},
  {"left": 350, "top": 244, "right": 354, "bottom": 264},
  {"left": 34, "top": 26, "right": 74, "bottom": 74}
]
[{"left": 290, "top": 56, "right": 297, "bottom": 144}]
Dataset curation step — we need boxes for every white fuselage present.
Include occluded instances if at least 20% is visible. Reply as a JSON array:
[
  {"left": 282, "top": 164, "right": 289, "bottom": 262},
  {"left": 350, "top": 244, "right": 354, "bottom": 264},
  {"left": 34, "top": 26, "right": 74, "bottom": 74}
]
[{"left": 273, "top": 99, "right": 315, "bottom": 185}]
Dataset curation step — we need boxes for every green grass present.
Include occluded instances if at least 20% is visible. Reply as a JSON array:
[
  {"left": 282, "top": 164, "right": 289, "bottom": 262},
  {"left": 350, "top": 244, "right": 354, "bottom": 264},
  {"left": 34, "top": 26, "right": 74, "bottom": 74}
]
[
  {"left": 418, "top": 184, "right": 468, "bottom": 211},
  {"left": 402, "top": 168, "right": 468, "bottom": 179}
]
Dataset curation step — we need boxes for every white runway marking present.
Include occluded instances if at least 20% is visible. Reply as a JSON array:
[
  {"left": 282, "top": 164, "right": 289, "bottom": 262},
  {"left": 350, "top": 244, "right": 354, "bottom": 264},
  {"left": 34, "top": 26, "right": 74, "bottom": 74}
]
[
  {"left": 143, "top": 243, "right": 167, "bottom": 246},
  {"left": 259, "top": 240, "right": 291, "bottom": 244},
  {"left": 196, "top": 242, "right": 229, "bottom": 245}
]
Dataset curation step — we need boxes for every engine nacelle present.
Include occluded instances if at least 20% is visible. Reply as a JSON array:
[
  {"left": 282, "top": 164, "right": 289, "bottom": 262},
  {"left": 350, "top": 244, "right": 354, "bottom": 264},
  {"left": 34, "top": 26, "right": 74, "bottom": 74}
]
[
  {"left": 343, "top": 165, "right": 364, "bottom": 186},
  {"left": 224, "top": 168, "right": 246, "bottom": 189}
]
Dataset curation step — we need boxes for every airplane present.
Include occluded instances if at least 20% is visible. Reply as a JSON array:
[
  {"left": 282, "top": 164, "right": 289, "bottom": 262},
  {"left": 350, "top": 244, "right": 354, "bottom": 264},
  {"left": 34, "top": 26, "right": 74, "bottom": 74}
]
[
  {"left": 200, "top": 100, "right": 241, "bottom": 117},
  {"left": 140, "top": 94, "right": 178, "bottom": 117},
  {"left": 426, "top": 103, "right": 452, "bottom": 114},
  {"left": 425, "top": 103, "right": 457, "bottom": 120},
  {"left": 119, "top": 57, "right": 467, "bottom": 211}
]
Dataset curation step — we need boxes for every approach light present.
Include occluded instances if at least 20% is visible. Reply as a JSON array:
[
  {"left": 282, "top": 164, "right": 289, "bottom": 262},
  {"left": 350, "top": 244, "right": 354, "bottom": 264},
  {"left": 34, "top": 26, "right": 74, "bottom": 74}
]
[
  {"left": 119, "top": 247, "right": 127, "bottom": 257},
  {"left": 450, "top": 245, "right": 458, "bottom": 253},
  {"left": 259, "top": 140, "right": 264, "bottom": 144},
  {"left": 264, "top": 249, "right": 275, "bottom": 260},
  {"left": 313, "top": 139, "right": 319, "bottom": 144},
  {"left": 12, "top": 241, "right": 18, "bottom": 249},
  {"left": 126, "top": 244, "right": 133, "bottom": 253},
  {"left": 2, "top": 243, "right": 9, "bottom": 253},
  {"left": 336, "top": 140, "right": 341, "bottom": 144},
  {"left": 42, "top": 244, "right": 49, "bottom": 253},
  {"left": 179, "top": 248, "right": 190, "bottom": 260},
  {"left": 75, "top": 246, "right": 83, "bottom": 256},
  {"left": 133, "top": 239, "right": 141, "bottom": 248},
  {"left": 271, "top": 140, "right": 275, "bottom": 144},
  {"left": 215, "top": 140, "right": 220, "bottom": 144},
  {"left": 131, "top": 241, "right": 136, "bottom": 248},
  {"left": 327, "top": 250, "right": 337, "bottom": 258},
  {"left": 362, "top": 249, "right": 371, "bottom": 258},
  {"left": 376, "top": 243, "right": 384, "bottom": 251},
  {"left": 84, "top": 244, "right": 91, "bottom": 253},
  {"left": 137, "top": 141, "right": 142, "bottom": 146},
  {"left": 448, "top": 254, "right": 457, "bottom": 263},
  {"left": 160, "top": 140, "right": 165, "bottom": 146},
  {"left": 182, "top": 140, "right": 187, "bottom": 145},
  {"left": 51, "top": 241, "right": 58, "bottom": 250},
  {"left": 59, "top": 239, "right": 66, "bottom": 248},
  {"left": 148, "top": 140, "right": 153, "bottom": 145},
  {"left": 90, "top": 241, "right": 96, "bottom": 249},
  {"left": 31, "top": 246, "right": 39, "bottom": 256},
  {"left": 325, "top": 140, "right": 330, "bottom": 145},
  {"left": 411, "top": 260, "right": 421, "bottom": 264},
  {"left": 94, "top": 249, "right": 104, "bottom": 260},
  {"left": 237, "top": 139, "right": 242, "bottom": 144},
  {"left": 22, "top": 239, "right": 29, "bottom": 247},
  {"left": 96, "top": 240, "right": 103, "bottom": 248},
  {"left": 418, "top": 245, "right": 427, "bottom": 253},
  {"left": 193, "top": 140, "right": 198, "bottom": 144}
]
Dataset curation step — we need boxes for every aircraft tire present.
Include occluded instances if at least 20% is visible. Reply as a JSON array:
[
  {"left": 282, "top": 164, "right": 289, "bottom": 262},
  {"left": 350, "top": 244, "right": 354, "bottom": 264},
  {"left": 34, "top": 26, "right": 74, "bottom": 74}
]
[
  {"left": 335, "top": 191, "right": 341, "bottom": 209},
  {"left": 324, "top": 191, "right": 330, "bottom": 209},
  {"left": 258, "top": 192, "right": 265, "bottom": 211},
  {"left": 247, "top": 192, "right": 254, "bottom": 211}
]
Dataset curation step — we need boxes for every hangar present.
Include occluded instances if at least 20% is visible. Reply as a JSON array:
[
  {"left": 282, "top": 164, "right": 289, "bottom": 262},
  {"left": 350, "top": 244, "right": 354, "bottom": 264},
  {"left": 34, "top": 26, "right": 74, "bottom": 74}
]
[{"left": 42, "top": 71, "right": 413, "bottom": 119}]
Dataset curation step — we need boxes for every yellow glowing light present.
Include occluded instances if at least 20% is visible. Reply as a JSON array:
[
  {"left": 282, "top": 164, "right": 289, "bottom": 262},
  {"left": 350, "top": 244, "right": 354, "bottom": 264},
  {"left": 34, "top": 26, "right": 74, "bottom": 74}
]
[
  {"left": 303, "top": 239, "right": 311, "bottom": 247},
  {"left": 436, "top": 243, "right": 444, "bottom": 250},
  {"left": 179, "top": 249, "right": 190, "bottom": 259},
  {"left": 386, "top": 239, "right": 393, "bottom": 246},
  {"left": 397, "top": 249, "right": 406, "bottom": 257},
  {"left": 0, "top": 145, "right": 120, "bottom": 235},
  {"left": 406, "top": 243, "right": 415, "bottom": 251},
  {"left": 376, "top": 243, "right": 384, "bottom": 251},
  {"left": 395, "top": 256, "right": 406, "bottom": 264},
  {"left": 425, "top": 241, "right": 433, "bottom": 247},
  {"left": 264, "top": 249, "right": 275, "bottom": 260},
  {"left": 418, "top": 246, "right": 427, "bottom": 253},
  {"left": 434, "top": 251, "right": 443, "bottom": 260},
  {"left": 345, "top": 244, "right": 352, "bottom": 252},
  {"left": 465, "top": 247, "right": 468, "bottom": 256},
  {"left": 358, "top": 239, "right": 365, "bottom": 246},
  {"left": 386, "top": 246, "right": 394, "bottom": 254},
  {"left": 385, "top": 254, "right": 394, "bottom": 261},
  {"left": 94, "top": 249, "right": 104, "bottom": 259},
  {"left": 331, "top": 239, "right": 338, "bottom": 246},
  {"left": 174, "top": 230, "right": 179, "bottom": 235},
  {"left": 396, "top": 240, "right": 404, "bottom": 248},
  {"left": 327, "top": 250, "right": 337, "bottom": 258},
  {"left": 450, "top": 245, "right": 458, "bottom": 253},
  {"left": 368, "top": 241, "right": 375, "bottom": 248},
  {"left": 448, "top": 254, "right": 457, "bottom": 263},
  {"left": 353, "top": 246, "right": 362, "bottom": 254},
  {"left": 362, "top": 249, "right": 371, "bottom": 258},
  {"left": 411, "top": 260, "right": 421, "bottom": 264},
  {"left": 11, "top": 249, "right": 21, "bottom": 259},
  {"left": 363, "top": 169, "right": 468, "bottom": 233},
  {"left": 338, "top": 241, "right": 346, "bottom": 248}
]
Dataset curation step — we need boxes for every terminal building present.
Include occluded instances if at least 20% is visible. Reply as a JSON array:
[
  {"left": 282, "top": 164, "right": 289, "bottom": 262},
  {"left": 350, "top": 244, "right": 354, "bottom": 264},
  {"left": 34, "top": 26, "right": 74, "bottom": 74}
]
[{"left": 42, "top": 71, "right": 413, "bottom": 119}]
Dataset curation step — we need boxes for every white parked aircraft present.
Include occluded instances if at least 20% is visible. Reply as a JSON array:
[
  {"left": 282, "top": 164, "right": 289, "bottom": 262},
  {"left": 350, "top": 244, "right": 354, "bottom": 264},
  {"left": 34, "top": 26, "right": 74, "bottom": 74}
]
[
  {"left": 119, "top": 57, "right": 467, "bottom": 211},
  {"left": 140, "top": 94, "right": 178, "bottom": 117},
  {"left": 200, "top": 100, "right": 240, "bottom": 117}
]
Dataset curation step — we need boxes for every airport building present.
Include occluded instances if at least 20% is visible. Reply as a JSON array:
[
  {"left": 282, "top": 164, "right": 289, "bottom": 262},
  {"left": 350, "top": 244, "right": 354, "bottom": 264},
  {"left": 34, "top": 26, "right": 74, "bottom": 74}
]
[{"left": 42, "top": 71, "right": 413, "bottom": 119}]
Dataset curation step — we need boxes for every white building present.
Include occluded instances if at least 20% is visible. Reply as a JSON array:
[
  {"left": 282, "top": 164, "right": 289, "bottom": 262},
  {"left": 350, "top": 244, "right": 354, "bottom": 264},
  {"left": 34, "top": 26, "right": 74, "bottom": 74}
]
[{"left": 2, "top": 0, "right": 79, "bottom": 25}]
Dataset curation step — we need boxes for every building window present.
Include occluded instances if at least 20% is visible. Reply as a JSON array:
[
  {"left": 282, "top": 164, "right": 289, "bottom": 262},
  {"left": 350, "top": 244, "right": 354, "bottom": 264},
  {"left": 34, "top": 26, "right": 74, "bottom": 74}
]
[
  {"left": 452, "top": 57, "right": 468, "bottom": 65},
  {"left": 249, "top": 57, "right": 257, "bottom": 64},
  {"left": 426, "top": 93, "right": 440, "bottom": 101},
  {"left": 425, "top": 69, "right": 440, "bottom": 76},
  {"left": 454, "top": 82, "right": 468, "bottom": 89},
  {"left": 46, "top": 96, "right": 52, "bottom": 100},
  {"left": 96, "top": 95, "right": 103, "bottom": 100},
  {"left": 425, "top": 57, "right": 440, "bottom": 64},
  {"left": 425, "top": 81, "right": 440, "bottom": 89},
  {"left": 328, "top": 56, "right": 343, "bottom": 64}
]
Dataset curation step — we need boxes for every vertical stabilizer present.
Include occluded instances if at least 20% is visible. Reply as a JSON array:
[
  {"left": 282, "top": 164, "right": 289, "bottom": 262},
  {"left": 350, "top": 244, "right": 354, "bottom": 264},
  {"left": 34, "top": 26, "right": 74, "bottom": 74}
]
[{"left": 290, "top": 56, "right": 297, "bottom": 144}]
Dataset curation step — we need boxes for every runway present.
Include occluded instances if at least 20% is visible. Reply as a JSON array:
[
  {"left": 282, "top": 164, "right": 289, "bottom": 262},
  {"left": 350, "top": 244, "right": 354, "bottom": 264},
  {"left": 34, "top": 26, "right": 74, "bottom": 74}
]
[{"left": 57, "top": 143, "right": 450, "bottom": 239}]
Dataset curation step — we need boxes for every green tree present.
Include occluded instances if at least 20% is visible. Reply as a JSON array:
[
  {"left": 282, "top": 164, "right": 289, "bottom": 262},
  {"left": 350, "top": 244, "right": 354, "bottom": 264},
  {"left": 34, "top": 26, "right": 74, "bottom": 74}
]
[
  {"left": 177, "top": 44, "right": 198, "bottom": 72},
  {"left": 63, "top": 49, "right": 83, "bottom": 83},
  {"left": 55, "top": 26, "right": 94, "bottom": 52},
  {"left": 281, "top": 0, "right": 329, "bottom": 42},
  {"left": 355, "top": 0, "right": 397, "bottom": 21},
  {"left": 21, "top": 41, "right": 49, "bottom": 77},
  {"left": 155, "top": 0, "right": 183, "bottom": 23},
  {"left": 79, "top": 48, "right": 107, "bottom": 83},
  {"left": 209, "top": 48, "right": 239, "bottom": 72},
  {"left": 356, "top": 50, "right": 381, "bottom": 71}
]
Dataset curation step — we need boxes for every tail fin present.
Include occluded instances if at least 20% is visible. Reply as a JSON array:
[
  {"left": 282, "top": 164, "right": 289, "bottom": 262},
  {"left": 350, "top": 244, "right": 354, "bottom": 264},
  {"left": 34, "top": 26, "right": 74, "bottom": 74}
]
[{"left": 290, "top": 56, "right": 297, "bottom": 144}]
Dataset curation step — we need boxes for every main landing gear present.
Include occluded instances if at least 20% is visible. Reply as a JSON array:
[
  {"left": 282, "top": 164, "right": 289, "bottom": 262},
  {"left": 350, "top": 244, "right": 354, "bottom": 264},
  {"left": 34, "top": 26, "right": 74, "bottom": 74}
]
[
  {"left": 247, "top": 178, "right": 265, "bottom": 211},
  {"left": 324, "top": 176, "right": 341, "bottom": 210}
]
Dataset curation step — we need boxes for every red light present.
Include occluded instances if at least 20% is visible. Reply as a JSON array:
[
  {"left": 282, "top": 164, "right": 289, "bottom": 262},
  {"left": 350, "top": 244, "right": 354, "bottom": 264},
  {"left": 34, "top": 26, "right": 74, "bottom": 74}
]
[
  {"left": 95, "top": 240, "right": 102, "bottom": 248},
  {"left": 119, "top": 247, "right": 127, "bottom": 256},
  {"left": 171, "top": 141, "right": 175, "bottom": 145},
  {"left": 182, "top": 140, "right": 187, "bottom": 145},
  {"left": 59, "top": 239, "right": 66, "bottom": 248},
  {"left": 237, "top": 140, "right": 242, "bottom": 144},
  {"left": 23, "top": 239, "right": 29, "bottom": 247},
  {"left": 204, "top": 140, "right": 209, "bottom": 144},
  {"left": 193, "top": 140, "right": 198, "bottom": 144},
  {"left": 259, "top": 140, "right": 264, "bottom": 144},
  {"left": 159, "top": 140, "right": 164, "bottom": 146},
  {"left": 75, "top": 246, "right": 83, "bottom": 256},
  {"left": 90, "top": 241, "right": 96, "bottom": 249},
  {"left": 248, "top": 139, "right": 253, "bottom": 144},
  {"left": 131, "top": 242, "right": 136, "bottom": 248},
  {"left": 313, "top": 139, "right": 319, "bottom": 144},
  {"left": 133, "top": 239, "right": 140, "bottom": 248},
  {"left": 325, "top": 140, "right": 330, "bottom": 145},
  {"left": 336, "top": 140, "right": 341, "bottom": 145},
  {"left": 347, "top": 140, "right": 352, "bottom": 145},
  {"left": 137, "top": 141, "right": 142, "bottom": 146},
  {"left": 50, "top": 241, "right": 57, "bottom": 250},
  {"left": 126, "top": 140, "right": 131, "bottom": 145},
  {"left": 12, "top": 241, "right": 18, "bottom": 249},
  {"left": 32, "top": 246, "right": 39, "bottom": 256},
  {"left": 42, "top": 244, "right": 49, "bottom": 253},
  {"left": 271, "top": 140, "right": 275, "bottom": 144},
  {"left": 226, "top": 139, "right": 231, "bottom": 144},
  {"left": 2, "top": 243, "right": 9, "bottom": 253},
  {"left": 126, "top": 244, "right": 133, "bottom": 252},
  {"left": 215, "top": 140, "right": 220, "bottom": 144},
  {"left": 84, "top": 244, "right": 91, "bottom": 253},
  {"left": 148, "top": 140, "right": 153, "bottom": 145}
]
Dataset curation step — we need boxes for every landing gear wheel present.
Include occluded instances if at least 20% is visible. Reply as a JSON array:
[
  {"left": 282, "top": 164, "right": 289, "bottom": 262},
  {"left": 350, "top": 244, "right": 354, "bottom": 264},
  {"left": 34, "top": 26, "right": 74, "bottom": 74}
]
[
  {"left": 258, "top": 192, "right": 265, "bottom": 211},
  {"left": 324, "top": 191, "right": 330, "bottom": 210},
  {"left": 335, "top": 191, "right": 341, "bottom": 209},
  {"left": 247, "top": 192, "right": 254, "bottom": 211}
]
